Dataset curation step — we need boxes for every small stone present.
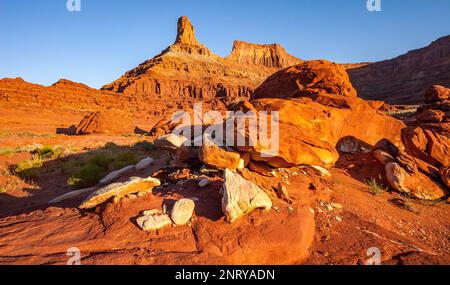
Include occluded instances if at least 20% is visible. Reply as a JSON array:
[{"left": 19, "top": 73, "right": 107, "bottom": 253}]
[
  {"left": 325, "top": 203, "right": 333, "bottom": 211},
  {"left": 198, "top": 178, "right": 210, "bottom": 188},
  {"left": 336, "top": 216, "right": 342, "bottom": 222},
  {"left": 170, "top": 198, "right": 195, "bottom": 225},
  {"left": 137, "top": 214, "right": 172, "bottom": 231}
]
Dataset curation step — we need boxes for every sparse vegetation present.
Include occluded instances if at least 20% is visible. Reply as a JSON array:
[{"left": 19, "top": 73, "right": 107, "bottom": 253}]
[
  {"left": 65, "top": 142, "right": 148, "bottom": 189},
  {"left": 364, "top": 177, "right": 388, "bottom": 196},
  {"left": 0, "top": 186, "right": 6, "bottom": 193}
]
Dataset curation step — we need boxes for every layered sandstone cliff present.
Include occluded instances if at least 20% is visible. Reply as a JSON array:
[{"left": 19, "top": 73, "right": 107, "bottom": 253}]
[
  {"left": 347, "top": 35, "right": 450, "bottom": 105},
  {"left": 102, "top": 16, "right": 301, "bottom": 110}
]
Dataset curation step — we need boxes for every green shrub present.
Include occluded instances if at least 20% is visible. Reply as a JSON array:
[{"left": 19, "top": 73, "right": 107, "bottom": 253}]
[
  {"left": 0, "top": 186, "right": 6, "bottom": 193},
  {"left": 89, "top": 152, "right": 115, "bottom": 169},
  {"left": 68, "top": 164, "right": 106, "bottom": 188},
  {"left": 37, "top": 146, "right": 56, "bottom": 159}
]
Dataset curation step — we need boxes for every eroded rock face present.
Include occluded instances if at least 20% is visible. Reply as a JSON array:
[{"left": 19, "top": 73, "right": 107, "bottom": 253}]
[
  {"left": 101, "top": 16, "right": 301, "bottom": 114},
  {"left": 385, "top": 162, "right": 446, "bottom": 200},
  {"left": 227, "top": 40, "right": 301, "bottom": 68},
  {"left": 222, "top": 169, "right": 272, "bottom": 223},
  {"left": 75, "top": 110, "right": 134, "bottom": 135},
  {"left": 347, "top": 35, "right": 450, "bottom": 105},
  {"left": 79, "top": 177, "right": 161, "bottom": 209},
  {"left": 171, "top": 198, "right": 196, "bottom": 225},
  {"left": 175, "top": 16, "right": 200, "bottom": 46}
]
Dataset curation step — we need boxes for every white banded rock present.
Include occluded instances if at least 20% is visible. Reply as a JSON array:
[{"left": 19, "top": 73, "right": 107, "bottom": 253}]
[
  {"left": 222, "top": 169, "right": 272, "bottom": 223},
  {"left": 170, "top": 198, "right": 196, "bottom": 225},
  {"left": 79, "top": 176, "right": 161, "bottom": 209},
  {"left": 99, "top": 165, "right": 135, "bottom": 185}
]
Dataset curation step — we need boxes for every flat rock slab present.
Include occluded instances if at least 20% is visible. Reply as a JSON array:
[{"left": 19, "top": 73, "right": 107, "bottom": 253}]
[{"left": 79, "top": 177, "right": 161, "bottom": 209}]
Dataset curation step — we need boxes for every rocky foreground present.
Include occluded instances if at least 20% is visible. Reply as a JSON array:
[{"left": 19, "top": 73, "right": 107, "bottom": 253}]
[{"left": 0, "top": 59, "right": 448, "bottom": 265}]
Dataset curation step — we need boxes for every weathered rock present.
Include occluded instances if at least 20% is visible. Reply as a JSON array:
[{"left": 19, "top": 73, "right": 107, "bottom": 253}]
[
  {"left": 135, "top": 157, "right": 154, "bottom": 171},
  {"left": 439, "top": 166, "right": 450, "bottom": 188},
  {"left": 222, "top": 169, "right": 272, "bottom": 223},
  {"left": 170, "top": 198, "right": 196, "bottom": 225},
  {"left": 79, "top": 176, "right": 161, "bottom": 209},
  {"left": 137, "top": 214, "right": 172, "bottom": 231},
  {"left": 424, "top": 85, "right": 450, "bottom": 104},
  {"left": 252, "top": 60, "right": 357, "bottom": 100},
  {"left": 75, "top": 110, "right": 134, "bottom": 135},
  {"left": 154, "top": 134, "right": 188, "bottom": 151},
  {"left": 200, "top": 134, "right": 244, "bottom": 171},
  {"left": 423, "top": 129, "right": 450, "bottom": 167},
  {"left": 227, "top": 40, "right": 301, "bottom": 68},
  {"left": 99, "top": 165, "right": 135, "bottom": 185},
  {"left": 385, "top": 162, "right": 446, "bottom": 200}
]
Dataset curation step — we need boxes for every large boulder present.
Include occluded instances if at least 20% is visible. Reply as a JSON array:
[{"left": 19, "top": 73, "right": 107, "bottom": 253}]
[
  {"left": 76, "top": 110, "right": 134, "bottom": 135},
  {"left": 252, "top": 60, "right": 357, "bottom": 100},
  {"left": 385, "top": 162, "right": 447, "bottom": 200},
  {"left": 222, "top": 169, "right": 272, "bottom": 223}
]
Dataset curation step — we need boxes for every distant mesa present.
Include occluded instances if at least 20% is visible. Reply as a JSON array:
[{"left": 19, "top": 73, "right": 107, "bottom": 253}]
[{"left": 347, "top": 35, "right": 450, "bottom": 105}]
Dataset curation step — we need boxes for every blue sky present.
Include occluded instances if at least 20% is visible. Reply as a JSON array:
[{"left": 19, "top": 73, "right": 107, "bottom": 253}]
[{"left": 0, "top": 0, "right": 449, "bottom": 89}]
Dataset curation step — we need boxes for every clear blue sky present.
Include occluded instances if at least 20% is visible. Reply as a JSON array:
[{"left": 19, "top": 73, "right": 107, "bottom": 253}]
[{"left": 1, "top": 0, "right": 449, "bottom": 89}]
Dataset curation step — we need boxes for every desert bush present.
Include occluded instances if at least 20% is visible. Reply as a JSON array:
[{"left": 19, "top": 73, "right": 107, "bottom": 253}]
[
  {"left": 0, "top": 186, "right": 6, "bottom": 193},
  {"left": 364, "top": 177, "right": 388, "bottom": 195},
  {"left": 68, "top": 164, "right": 106, "bottom": 188},
  {"left": 15, "top": 154, "right": 44, "bottom": 179}
]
